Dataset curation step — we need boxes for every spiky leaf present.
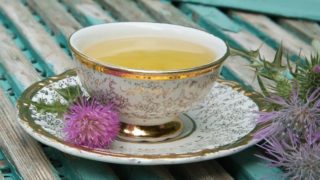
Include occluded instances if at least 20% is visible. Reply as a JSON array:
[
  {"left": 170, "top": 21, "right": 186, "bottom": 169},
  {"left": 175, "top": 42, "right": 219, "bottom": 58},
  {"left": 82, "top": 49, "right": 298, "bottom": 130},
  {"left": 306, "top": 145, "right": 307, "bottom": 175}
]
[
  {"left": 31, "top": 99, "right": 68, "bottom": 115},
  {"left": 55, "top": 85, "right": 82, "bottom": 103}
]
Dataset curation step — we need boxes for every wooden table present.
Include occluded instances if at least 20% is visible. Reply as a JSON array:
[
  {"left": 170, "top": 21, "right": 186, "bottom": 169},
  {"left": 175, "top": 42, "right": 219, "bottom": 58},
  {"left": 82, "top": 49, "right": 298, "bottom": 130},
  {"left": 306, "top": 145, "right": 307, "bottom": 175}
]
[{"left": 0, "top": 0, "right": 318, "bottom": 179}]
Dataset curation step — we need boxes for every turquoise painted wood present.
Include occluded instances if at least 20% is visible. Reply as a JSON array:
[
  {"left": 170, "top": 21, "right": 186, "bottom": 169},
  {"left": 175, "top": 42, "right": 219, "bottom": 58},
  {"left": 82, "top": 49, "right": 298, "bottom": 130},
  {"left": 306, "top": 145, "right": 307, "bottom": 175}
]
[
  {"left": 178, "top": 2, "right": 241, "bottom": 32},
  {"left": 219, "top": 147, "right": 283, "bottom": 180},
  {"left": 0, "top": 150, "right": 21, "bottom": 180},
  {"left": 0, "top": 3, "right": 117, "bottom": 179},
  {"left": 175, "top": 0, "right": 320, "bottom": 21}
]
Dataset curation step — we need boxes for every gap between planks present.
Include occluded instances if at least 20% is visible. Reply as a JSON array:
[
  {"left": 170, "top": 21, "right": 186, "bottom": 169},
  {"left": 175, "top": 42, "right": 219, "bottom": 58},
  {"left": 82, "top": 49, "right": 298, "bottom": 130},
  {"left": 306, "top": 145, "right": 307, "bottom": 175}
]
[
  {"left": 27, "top": 0, "right": 82, "bottom": 45},
  {"left": 0, "top": 24, "right": 56, "bottom": 180},
  {"left": 61, "top": 0, "right": 115, "bottom": 25},
  {"left": 0, "top": 0, "right": 73, "bottom": 75},
  {"left": 0, "top": 1, "right": 119, "bottom": 179},
  {"left": 232, "top": 11, "right": 316, "bottom": 57},
  {"left": 0, "top": 23, "right": 119, "bottom": 179},
  {"left": 278, "top": 19, "right": 320, "bottom": 52},
  {"left": 97, "top": 0, "right": 154, "bottom": 22}
]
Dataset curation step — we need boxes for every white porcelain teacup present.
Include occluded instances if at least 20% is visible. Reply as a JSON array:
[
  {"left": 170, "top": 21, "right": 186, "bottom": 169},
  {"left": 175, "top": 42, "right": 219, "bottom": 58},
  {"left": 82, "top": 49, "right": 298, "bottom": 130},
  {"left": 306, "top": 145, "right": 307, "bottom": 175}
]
[{"left": 69, "top": 22, "right": 229, "bottom": 142}]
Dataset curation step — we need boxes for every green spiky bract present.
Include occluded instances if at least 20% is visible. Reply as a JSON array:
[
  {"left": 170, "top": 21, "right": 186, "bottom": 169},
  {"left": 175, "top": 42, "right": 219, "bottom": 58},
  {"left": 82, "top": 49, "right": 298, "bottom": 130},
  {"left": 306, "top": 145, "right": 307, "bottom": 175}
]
[
  {"left": 294, "top": 54, "right": 320, "bottom": 98},
  {"left": 233, "top": 45, "right": 320, "bottom": 102}
]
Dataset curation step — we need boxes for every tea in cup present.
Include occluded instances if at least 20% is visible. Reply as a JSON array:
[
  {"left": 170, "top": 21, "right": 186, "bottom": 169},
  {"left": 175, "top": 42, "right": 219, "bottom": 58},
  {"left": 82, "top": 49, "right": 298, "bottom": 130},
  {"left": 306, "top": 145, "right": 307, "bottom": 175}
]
[{"left": 69, "top": 23, "right": 229, "bottom": 142}]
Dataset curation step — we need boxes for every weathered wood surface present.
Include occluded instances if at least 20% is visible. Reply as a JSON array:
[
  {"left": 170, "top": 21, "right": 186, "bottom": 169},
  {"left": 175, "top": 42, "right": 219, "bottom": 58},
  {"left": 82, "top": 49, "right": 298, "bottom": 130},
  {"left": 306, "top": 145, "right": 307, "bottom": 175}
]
[
  {"left": 0, "top": 21, "right": 119, "bottom": 179},
  {"left": 98, "top": 0, "right": 154, "bottom": 22},
  {"left": 137, "top": 0, "right": 200, "bottom": 29},
  {"left": 111, "top": 165, "right": 175, "bottom": 180},
  {"left": 0, "top": 89, "right": 57, "bottom": 179},
  {"left": 0, "top": 26, "right": 40, "bottom": 90},
  {"left": 232, "top": 12, "right": 316, "bottom": 57},
  {"left": 0, "top": 0, "right": 73, "bottom": 75},
  {"left": 61, "top": 0, "right": 115, "bottom": 25},
  {"left": 181, "top": 4, "right": 285, "bottom": 62},
  {"left": 0, "top": 2, "right": 119, "bottom": 178},
  {"left": 226, "top": 30, "right": 276, "bottom": 60},
  {"left": 219, "top": 147, "right": 283, "bottom": 179},
  {"left": 279, "top": 19, "right": 320, "bottom": 44},
  {"left": 0, "top": 1, "right": 178, "bottom": 178},
  {"left": 27, "top": 0, "right": 82, "bottom": 43},
  {"left": 0, "top": 154, "right": 7, "bottom": 180},
  {"left": 171, "top": 161, "right": 233, "bottom": 180}
]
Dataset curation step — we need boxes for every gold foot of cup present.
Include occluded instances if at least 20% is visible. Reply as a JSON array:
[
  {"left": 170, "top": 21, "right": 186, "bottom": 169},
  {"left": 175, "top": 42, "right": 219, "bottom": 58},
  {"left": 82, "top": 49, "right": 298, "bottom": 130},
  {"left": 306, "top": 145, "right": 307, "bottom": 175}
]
[{"left": 118, "top": 118, "right": 183, "bottom": 142}]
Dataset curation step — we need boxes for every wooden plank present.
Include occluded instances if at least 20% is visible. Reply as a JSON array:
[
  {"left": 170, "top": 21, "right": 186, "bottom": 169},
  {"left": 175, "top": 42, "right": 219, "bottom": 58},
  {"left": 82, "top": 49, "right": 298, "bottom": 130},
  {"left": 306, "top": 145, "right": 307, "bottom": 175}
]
[
  {"left": 224, "top": 56, "right": 260, "bottom": 90},
  {"left": 232, "top": 12, "right": 316, "bottom": 57},
  {"left": 176, "top": 3, "right": 241, "bottom": 32},
  {"left": 0, "top": 2, "right": 119, "bottom": 178},
  {"left": 61, "top": 0, "right": 115, "bottom": 25},
  {"left": 0, "top": 89, "right": 57, "bottom": 180},
  {"left": 0, "top": 150, "right": 21, "bottom": 180},
  {"left": 0, "top": 0, "right": 73, "bottom": 75},
  {"left": 180, "top": 4, "right": 276, "bottom": 61},
  {"left": 0, "top": 1, "right": 117, "bottom": 179},
  {"left": 0, "top": 36, "right": 119, "bottom": 180},
  {"left": 137, "top": 0, "right": 200, "bottom": 28},
  {"left": 224, "top": 30, "right": 276, "bottom": 61},
  {"left": 0, "top": 155, "right": 7, "bottom": 180},
  {"left": 219, "top": 147, "right": 283, "bottom": 180},
  {"left": 279, "top": 19, "right": 320, "bottom": 43},
  {"left": 170, "top": 161, "right": 233, "bottom": 180},
  {"left": 0, "top": 25, "right": 40, "bottom": 90},
  {"left": 175, "top": 0, "right": 320, "bottom": 22},
  {"left": 111, "top": 165, "right": 174, "bottom": 180},
  {"left": 58, "top": 155, "right": 118, "bottom": 180},
  {"left": 27, "top": 0, "right": 82, "bottom": 43},
  {"left": 97, "top": 0, "right": 154, "bottom": 22}
]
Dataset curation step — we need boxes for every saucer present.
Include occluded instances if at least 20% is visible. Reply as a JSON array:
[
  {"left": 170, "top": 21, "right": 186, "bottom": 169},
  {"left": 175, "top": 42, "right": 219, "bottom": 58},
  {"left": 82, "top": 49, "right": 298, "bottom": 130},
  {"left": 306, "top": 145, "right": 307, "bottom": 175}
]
[{"left": 17, "top": 70, "right": 262, "bottom": 165}]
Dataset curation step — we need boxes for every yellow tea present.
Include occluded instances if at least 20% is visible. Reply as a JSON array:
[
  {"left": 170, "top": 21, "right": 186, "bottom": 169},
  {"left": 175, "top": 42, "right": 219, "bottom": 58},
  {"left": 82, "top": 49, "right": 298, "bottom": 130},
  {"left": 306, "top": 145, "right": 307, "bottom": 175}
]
[{"left": 84, "top": 37, "right": 215, "bottom": 70}]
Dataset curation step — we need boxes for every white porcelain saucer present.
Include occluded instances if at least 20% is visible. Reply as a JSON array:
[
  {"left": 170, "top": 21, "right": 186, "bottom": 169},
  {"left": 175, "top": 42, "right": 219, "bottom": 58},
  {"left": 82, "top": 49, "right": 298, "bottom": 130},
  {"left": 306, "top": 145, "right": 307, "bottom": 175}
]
[{"left": 17, "top": 70, "right": 262, "bottom": 165}]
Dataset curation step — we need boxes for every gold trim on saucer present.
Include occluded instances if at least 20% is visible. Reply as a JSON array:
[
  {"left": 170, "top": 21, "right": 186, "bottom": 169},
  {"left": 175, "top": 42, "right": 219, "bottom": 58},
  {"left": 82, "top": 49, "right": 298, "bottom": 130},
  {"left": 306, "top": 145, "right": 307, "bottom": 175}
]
[{"left": 17, "top": 69, "right": 266, "bottom": 160}]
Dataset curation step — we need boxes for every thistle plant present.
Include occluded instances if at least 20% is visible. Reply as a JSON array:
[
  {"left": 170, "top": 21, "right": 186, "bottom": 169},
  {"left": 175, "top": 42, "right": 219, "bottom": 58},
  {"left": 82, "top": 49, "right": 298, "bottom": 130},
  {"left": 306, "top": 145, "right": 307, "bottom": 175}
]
[
  {"left": 255, "top": 86, "right": 320, "bottom": 139},
  {"left": 31, "top": 85, "right": 120, "bottom": 148},
  {"left": 64, "top": 97, "right": 120, "bottom": 148},
  {"left": 257, "top": 131, "right": 320, "bottom": 179},
  {"left": 294, "top": 54, "right": 320, "bottom": 98},
  {"left": 233, "top": 46, "right": 320, "bottom": 101},
  {"left": 233, "top": 45, "right": 320, "bottom": 179}
]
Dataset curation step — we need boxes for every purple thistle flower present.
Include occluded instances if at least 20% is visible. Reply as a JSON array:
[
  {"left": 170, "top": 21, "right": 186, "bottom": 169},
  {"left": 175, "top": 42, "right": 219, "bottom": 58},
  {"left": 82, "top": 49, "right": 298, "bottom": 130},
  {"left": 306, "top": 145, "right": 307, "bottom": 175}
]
[
  {"left": 313, "top": 65, "right": 320, "bottom": 73},
  {"left": 255, "top": 86, "right": 320, "bottom": 139},
  {"left": 64, "top": 97, "right": 120, "bottom": 148},
  {"left": 257, "top": 131, "right": 320, "bottom": 179}
]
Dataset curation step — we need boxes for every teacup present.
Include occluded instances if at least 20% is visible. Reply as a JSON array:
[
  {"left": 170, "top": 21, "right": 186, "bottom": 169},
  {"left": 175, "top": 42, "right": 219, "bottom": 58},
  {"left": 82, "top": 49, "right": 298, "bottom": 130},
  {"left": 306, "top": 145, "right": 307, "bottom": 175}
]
[{"left": 69, "top": 22, "right": 229, "bottom": 142}]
